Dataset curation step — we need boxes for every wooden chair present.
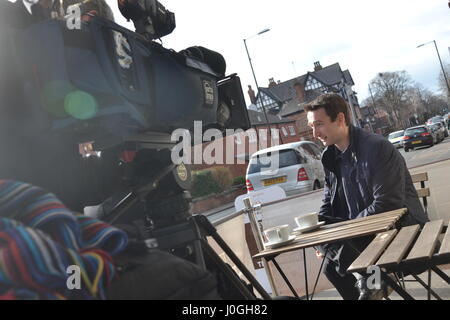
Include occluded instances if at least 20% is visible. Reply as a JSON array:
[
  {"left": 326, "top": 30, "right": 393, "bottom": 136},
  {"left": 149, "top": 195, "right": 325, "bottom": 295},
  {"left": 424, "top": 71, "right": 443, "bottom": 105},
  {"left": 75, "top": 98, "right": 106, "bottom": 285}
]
[
  {"left": 411, "top": 172, "right": 430, "bottom": 215},
  {"left": 347, "top": 220, "right": 450, "bottom": 300}
]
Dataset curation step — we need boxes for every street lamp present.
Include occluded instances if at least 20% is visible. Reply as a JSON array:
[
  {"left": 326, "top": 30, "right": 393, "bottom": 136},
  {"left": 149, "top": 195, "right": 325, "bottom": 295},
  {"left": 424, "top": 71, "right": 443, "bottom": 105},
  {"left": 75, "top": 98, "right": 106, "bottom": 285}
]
[
  {"left": 417, "top": 40, "right": 450, "bottom": 97},
  {"left": 365, "top": 83, "right": 376, "bottom": 132},
  {"left": 243, "top": 28, "right": 271, "bottom": 126}
]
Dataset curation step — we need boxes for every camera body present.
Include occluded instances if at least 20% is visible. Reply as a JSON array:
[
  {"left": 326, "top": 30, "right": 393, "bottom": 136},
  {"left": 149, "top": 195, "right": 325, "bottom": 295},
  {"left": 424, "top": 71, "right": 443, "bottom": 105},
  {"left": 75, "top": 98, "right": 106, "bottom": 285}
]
[
  {"left": 0, "top": 1, "right": 250, "bottom": 213},
  {"left": 1, "top": 16, "right": 249, "bottom": 148}
]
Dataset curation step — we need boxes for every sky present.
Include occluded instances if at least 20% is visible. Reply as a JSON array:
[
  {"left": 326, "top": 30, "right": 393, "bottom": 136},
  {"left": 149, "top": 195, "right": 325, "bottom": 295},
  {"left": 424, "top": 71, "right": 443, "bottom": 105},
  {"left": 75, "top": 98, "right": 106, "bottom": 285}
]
[
  {"left": 109, "top": 0, "right": 450, "bottom": 106},
  {"left": 14, "top": 0, "right": 450, "bottom": 106}
]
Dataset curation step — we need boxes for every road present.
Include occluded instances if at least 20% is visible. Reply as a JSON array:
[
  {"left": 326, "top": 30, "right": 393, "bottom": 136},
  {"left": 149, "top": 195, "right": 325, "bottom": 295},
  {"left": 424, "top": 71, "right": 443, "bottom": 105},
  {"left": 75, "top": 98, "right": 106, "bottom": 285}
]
[{"left": 400, "top": 135, "right": 450, "bottom": 169}]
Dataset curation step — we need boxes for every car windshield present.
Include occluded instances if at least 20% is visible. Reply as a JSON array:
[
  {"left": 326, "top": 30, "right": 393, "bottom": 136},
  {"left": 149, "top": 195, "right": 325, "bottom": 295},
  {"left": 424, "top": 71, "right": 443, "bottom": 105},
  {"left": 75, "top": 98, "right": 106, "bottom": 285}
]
[
  {"left": 388, "top": 131, "right": 404, "bottom": 139},
  {"left": 405, "top": 127, "right": 426, "bottom": 135},
  {"left": 248, "top": 149, "right": 301, "bottom": 174}
]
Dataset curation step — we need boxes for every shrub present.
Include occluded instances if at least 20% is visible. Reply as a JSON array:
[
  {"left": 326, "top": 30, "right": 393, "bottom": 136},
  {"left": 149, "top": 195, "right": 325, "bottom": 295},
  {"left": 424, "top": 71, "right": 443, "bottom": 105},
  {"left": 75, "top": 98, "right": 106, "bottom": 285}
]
[
  {"left": 191, "top": 170, "right": 221, "bottom": 198},
  {"left": 209, "top": 167, "right": 233, "bottom": 192},
  {"left": 232, "top": 175, "right": 246, "bottom": 186}
]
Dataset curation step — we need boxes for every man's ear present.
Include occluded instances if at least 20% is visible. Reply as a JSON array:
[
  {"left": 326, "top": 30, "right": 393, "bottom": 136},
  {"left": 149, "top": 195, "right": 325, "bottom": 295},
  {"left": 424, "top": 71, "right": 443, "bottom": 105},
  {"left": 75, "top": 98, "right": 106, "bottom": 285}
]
[{"left": 338, "top": 112, "right": 346, "bottom": 126}]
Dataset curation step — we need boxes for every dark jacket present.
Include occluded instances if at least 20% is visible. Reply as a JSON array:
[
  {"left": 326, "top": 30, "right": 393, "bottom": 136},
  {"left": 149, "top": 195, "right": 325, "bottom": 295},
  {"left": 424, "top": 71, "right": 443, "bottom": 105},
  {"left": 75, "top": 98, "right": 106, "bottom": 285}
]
[{"left": 319, "top": 126, "right": 428, "bottom": 226}]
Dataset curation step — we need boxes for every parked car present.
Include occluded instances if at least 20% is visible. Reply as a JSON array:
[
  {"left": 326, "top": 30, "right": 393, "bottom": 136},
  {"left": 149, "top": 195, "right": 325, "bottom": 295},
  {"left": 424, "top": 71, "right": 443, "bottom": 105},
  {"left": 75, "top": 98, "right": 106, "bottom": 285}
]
[
  {"left": 245, "top": 141, "right": 325, "bottom": 196},
  {"left": 387, "top": 130, "right": 405, "bottom": 148},
  {"left": 428, "top": 123, "right": 445, "bottom": 143},
  {"left": 427, "top": 116, "right": 448, "bottom": 137},
  {"left": 403, "top": 125, "right": 435, "bottom": 152},
  {"left": 445, "top": 113, "right": 450, "bottom": 129}
]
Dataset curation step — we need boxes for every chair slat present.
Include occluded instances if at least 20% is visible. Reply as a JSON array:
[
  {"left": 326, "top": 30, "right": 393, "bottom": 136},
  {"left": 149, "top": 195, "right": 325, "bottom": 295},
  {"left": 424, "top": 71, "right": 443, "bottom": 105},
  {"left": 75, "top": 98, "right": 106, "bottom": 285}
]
[
  {"left": 347, "top": 229, "right": 398, "bottom": 273},
  {"left": 416, "top": 188, "right": 430, "bottom": 198},
  {"left": 376, "top": 225, "right": 420, "bottom": 268},
  {"left": 411, "top": 172, "right": 428, "bottom": 184},
  {"left": 405, "top": 220, "right": 443, "bottom": 263}
]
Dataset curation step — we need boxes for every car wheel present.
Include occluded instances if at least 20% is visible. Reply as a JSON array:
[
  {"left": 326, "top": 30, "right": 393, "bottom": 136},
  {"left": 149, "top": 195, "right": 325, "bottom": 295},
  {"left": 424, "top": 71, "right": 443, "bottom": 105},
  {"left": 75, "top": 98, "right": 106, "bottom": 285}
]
[{"left": 404, "top": 147, "right": 409, "bottom": 152}]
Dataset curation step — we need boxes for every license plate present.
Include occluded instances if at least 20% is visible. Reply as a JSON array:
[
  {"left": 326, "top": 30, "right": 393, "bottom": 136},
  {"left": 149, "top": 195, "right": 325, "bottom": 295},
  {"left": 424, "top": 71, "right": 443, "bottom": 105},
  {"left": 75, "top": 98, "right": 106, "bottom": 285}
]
[
  {"left": 263, "top": 176, "right": 286, "bottom": 186},
  {"left": 412, "top": 140, "right": 421, "bottom": 145}
]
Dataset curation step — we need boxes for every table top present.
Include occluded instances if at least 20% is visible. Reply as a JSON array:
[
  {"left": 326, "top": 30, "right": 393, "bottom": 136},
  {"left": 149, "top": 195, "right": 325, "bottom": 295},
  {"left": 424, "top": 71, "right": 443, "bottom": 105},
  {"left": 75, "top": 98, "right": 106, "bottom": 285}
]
[{"left": 253, "top": 208, "right": 407, "bottom": 260}]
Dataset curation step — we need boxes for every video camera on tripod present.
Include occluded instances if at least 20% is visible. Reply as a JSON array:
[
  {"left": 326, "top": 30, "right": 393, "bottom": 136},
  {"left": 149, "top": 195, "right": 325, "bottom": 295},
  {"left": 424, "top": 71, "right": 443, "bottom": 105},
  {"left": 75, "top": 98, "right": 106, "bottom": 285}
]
[{"left": 0, "top": 0, "right": 272, "bottom": 299}]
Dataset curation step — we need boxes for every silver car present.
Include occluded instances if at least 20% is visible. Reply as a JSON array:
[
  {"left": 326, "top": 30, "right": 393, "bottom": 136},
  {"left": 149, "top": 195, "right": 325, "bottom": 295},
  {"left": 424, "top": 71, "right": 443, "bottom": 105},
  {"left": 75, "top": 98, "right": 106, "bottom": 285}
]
[
  {"left": 388, "top": 130, "right": 405, "bottom": 148},
  {"left": 245, "top": 141, "right": 325, "bottom": 196},
  {"left": 428, "top": 123, "right": 445, "bottom": 143}
]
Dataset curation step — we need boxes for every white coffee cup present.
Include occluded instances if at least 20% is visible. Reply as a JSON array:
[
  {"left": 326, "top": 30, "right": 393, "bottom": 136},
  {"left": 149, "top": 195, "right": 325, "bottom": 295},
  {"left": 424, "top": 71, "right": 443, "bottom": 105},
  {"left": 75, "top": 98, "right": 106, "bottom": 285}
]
[
  {"left": 295, "top": 212, "right": 319, "bottom": 228},
  {"left": 264, "top": 224, "right": 290, "bottom": 243}
]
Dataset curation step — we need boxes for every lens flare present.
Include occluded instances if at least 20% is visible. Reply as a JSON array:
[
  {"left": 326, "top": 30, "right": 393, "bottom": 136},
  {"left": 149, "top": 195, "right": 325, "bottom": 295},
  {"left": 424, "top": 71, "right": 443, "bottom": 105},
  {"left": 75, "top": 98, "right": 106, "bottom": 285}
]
[{"left": 64, "top": 90, "right": 98, "bottom": 120}]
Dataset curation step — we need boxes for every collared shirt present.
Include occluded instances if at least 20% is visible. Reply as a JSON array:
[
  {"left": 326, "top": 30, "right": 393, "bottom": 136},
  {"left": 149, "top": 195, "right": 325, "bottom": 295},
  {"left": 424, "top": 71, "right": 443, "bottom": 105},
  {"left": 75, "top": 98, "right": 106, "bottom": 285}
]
[{"left": 335, "top": 146, "right": 360, "bottom": 220}]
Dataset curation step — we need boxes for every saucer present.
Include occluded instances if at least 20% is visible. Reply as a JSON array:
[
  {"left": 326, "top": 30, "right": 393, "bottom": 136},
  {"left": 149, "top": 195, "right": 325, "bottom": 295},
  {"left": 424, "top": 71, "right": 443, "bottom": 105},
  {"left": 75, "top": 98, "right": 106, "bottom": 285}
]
[
  {"left": 264, "top": 235, "right": 296, "bottom": 249},
  {"left": 293, "top": 221, "right": 325, "bottom": 234}
]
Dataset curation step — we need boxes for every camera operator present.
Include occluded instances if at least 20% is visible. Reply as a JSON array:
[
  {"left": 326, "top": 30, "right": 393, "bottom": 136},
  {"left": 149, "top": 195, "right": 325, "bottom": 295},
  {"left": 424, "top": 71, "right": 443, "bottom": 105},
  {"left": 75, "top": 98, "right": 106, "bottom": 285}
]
[{"left": 6, "top": 0, "right": 114, "bottom": 24}]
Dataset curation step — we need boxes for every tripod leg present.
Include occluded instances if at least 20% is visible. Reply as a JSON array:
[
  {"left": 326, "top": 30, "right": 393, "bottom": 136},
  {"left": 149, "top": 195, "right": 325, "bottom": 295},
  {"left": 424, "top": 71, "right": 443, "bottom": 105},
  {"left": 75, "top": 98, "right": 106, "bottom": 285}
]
[
  {"left": 201, "top": 239, "right": 258, "bottom": 300},
  {"left": 194, "top": 215, "right": 272, "bottom": 300}
]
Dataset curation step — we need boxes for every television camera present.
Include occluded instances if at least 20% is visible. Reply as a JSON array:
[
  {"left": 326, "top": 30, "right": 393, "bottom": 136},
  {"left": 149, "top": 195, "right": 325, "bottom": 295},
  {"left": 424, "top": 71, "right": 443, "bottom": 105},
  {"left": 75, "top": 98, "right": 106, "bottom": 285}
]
[{"left": 0, "top": 0, "right": 269, "bottom": 299}]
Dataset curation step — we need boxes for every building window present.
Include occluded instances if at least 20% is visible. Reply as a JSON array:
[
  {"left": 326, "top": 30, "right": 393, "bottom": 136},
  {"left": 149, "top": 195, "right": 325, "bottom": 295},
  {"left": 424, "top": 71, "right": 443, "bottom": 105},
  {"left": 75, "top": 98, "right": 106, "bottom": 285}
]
[
  {"left": 281, "top": 127, "right": 288, "bottom": 136},
  {"left": 289, "top": 126, "right": 296, "bottom": 136},
  {"left": 305, "top": 77, "right": 325, "bottom": 91},
  {"left": 256, "top": 92, "right": 278, "bottom": 112}
]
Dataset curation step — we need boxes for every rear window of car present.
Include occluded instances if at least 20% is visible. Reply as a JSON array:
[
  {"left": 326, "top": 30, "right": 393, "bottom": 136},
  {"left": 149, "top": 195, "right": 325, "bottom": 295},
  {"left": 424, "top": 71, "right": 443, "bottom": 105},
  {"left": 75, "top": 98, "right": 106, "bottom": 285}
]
[
  {"left": 248, "top": 149, "right": 303, "bottom": 174},
  {"left": 388, "top": 131, "right": 404, "bottom": 139},
  {"left": 405, "top": 127, "right": 426, "bottom": 135}
]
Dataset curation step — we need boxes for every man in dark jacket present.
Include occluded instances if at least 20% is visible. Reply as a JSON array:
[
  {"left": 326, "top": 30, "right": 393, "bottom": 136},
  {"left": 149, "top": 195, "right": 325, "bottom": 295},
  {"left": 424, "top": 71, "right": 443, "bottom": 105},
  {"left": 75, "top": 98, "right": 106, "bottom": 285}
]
[{"left": 304, "top": 93, "right": 428, "bottom": 300}]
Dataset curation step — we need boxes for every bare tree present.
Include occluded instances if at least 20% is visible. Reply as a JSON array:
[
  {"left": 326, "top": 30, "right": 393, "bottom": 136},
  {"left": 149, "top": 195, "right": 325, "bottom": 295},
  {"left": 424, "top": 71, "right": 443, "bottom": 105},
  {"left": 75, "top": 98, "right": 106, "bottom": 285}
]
[
  {"left": 405, "top": 84, "right": 448, "bottom": 122},
  {"left": 369, "top": 71, "right": 413, "bottom": 129}
]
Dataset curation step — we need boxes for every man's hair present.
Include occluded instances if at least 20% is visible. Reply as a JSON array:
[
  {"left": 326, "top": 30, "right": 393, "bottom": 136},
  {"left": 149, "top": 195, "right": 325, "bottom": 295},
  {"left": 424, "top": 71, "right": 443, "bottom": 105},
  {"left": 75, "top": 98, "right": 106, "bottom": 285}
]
[{"left": 304, "top": 93, "right": 351, "bottom": 125}]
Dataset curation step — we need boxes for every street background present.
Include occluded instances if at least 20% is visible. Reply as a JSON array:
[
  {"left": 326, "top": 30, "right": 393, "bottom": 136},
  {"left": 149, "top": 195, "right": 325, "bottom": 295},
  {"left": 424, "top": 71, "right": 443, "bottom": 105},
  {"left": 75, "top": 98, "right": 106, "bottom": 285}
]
[{"left": 207, "top": 136, "right": 450, "bottom": 298}]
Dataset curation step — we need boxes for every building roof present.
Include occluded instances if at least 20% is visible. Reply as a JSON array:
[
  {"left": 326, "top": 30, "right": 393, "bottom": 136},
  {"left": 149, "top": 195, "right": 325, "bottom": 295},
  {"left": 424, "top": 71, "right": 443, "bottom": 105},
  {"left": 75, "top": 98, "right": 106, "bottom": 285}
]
[
  {"left": 279, "top": 89, "right": 323, "bottom": 117},
  {"left": 258, "top": 63, "right": 355, "bottom": 104}
]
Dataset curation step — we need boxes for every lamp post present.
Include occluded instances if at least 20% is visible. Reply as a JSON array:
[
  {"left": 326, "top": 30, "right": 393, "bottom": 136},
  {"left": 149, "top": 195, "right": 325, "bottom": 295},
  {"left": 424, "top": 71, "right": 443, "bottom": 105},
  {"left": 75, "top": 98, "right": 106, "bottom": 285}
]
[
  {"left": 366, "top": 83, "right": 376, "bottom": 132},
  {"left": 243, "top": 28, "right": 271, "bottom": 126},
  {"left": 417, "top": 40, "right": 450, "bottom": 98}
]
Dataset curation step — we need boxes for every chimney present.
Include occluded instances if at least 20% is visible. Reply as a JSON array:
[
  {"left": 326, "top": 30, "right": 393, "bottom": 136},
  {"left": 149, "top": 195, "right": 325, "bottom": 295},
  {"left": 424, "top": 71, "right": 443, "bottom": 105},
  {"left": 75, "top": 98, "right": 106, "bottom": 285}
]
[
  {"left": 268, "top": 77, "right": 277, "bottom": 88},
  {"left": 293, "top": 82, "right": 305, "bottom": 103},
  {"left": 247, "top": 85, "right": 256, "bottom": 104},
  {"left": 314, "top": 61, "right": 322, "bottom": 71}
]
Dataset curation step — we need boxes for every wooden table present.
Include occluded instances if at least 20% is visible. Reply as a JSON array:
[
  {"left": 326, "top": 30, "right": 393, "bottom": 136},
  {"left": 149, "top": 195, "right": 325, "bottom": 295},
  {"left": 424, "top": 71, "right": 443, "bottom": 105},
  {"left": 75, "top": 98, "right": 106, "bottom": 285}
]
[
  {"left": 347, "top": 219, "right": 450, "bottom": 300},
  {"left": 253, "top": 208, "right": 407, "bottom": 299}
]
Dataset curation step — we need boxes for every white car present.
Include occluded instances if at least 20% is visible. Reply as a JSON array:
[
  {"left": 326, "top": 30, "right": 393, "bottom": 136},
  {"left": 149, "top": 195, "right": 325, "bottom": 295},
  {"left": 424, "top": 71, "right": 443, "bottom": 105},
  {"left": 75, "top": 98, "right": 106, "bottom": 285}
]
[
  {"left": 245, "top": 141, "right": 325, "bottom": 196},
  {"left": 387, "top": 130, "right": 405, "bottom": 148}
]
